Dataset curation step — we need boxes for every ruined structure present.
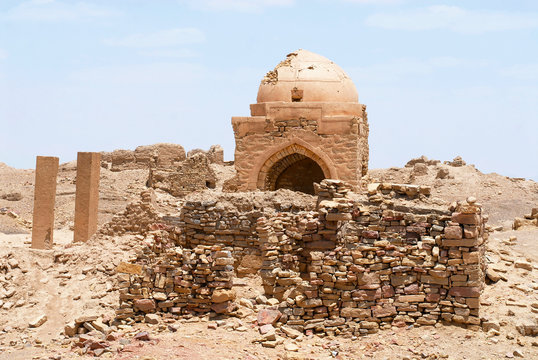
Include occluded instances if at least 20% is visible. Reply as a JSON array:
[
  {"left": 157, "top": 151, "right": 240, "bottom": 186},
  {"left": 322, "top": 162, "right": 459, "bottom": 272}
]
[
  {"left": 148, "top": 153, "right": 217, "bottom": 197},
  {"left": 111, "top": 50, "right": 489, "bottom": 336},
  {"left": 232, "top": 50, "right": 369, "bottom": 194},
  {"left": 116, "top": 180, "right": 488, "bottom": 334}
]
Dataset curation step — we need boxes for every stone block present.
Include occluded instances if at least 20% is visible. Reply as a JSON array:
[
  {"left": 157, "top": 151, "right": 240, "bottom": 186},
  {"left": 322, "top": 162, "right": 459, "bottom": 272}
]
[
  {"left": 340, "top": 307, "right": 371, "bottom": 318},
  {"left": 451, "top": 213, "right": 480, "bottom": 225},
  {"left": 444, "top": 226, "right": 462, "bottom": 240},
  {"left": 134, "top": 299, "right": 156, "bottom": 313},
  {"left": 372, "top": 304, "right": 397, "bottom": 318},
  {"left": 462, "top": 251, "right": 479, "bottom": 264},
  {"left": 31, "top": 156, "right": 59, "bottom": 249},
  {"left": 398, "top": 295, "right": 425, "bottom": 302},
  {"left": 448, "top": 287, "right": 480, "bottom": 298},
  {"left": 257, "top": 309, "right": 282, "bottom": 325},
  {"left": 442, "top": 238, "right": 479, "bottom": 247},
  {"left": 212, "top": 289, "right": 236, "bottom": 303},
  {"left": 116, "top": 262, "right": 143, "bottom": 275},
  {"left": 326, "top": 213, "right": 352, "bottom": 221}
]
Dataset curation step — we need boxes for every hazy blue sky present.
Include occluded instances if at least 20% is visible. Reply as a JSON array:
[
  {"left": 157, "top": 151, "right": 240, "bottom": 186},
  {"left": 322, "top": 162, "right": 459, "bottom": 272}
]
[{"left": 0, "top": 0, "right": 537, "bottom": 180}]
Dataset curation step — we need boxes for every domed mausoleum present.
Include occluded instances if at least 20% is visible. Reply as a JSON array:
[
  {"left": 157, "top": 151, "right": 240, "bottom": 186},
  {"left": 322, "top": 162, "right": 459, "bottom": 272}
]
[{"left": 232, "top": 50, "right": 369, "bottom": 194}]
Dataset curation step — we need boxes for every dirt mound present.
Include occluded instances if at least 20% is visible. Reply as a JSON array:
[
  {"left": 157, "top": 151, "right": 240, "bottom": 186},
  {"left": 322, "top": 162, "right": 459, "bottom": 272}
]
[{"left": 369, "top": 156, "right": 538, "bottom": 226}]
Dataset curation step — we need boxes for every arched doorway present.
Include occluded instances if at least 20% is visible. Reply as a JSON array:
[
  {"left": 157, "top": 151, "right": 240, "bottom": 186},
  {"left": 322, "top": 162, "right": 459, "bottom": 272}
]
[
  {"left": 265, "top": 153, "right": 325, "bottom": 194},
  {"left": 256, "top": 143, "right": 332, "bottom": 195}
]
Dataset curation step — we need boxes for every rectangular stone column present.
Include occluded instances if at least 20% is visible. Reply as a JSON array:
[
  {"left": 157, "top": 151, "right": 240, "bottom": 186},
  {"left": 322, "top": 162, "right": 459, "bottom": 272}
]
[
  {"left": 74, "top": 152, "right": 101, "bottom": 242},
  {"left": 31, "top": 156, "right": 59, "bottom": 249}
]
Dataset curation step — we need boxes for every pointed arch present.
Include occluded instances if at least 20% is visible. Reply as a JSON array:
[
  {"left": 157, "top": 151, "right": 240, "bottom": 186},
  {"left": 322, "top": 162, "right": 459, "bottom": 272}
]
[{"left": 247, "top": 138, "right": 338, "bottom": 190}]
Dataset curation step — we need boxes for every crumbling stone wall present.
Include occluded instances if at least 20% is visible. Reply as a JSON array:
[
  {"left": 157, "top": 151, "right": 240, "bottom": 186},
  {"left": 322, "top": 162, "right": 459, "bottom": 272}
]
[
  {"left": 148, "top": 153, "right": 217, "bottom": 197},
  {"left": 116, "top": 243, "right": 236, "bottom": 320},
  {"left": 115, "top": 180, "right": 488, "bottom": 336},
  {"left": 257, "top": 180, "right": 487, "bottom": 336},
  {"left": 164, "top": 193, "right": 315, "bottom": 276},
  {"left": 100, "top": 190, "right": 161, "bottom": 236},
  {"left": 101, "top": 143, "right": 187, "bottom": 171}
]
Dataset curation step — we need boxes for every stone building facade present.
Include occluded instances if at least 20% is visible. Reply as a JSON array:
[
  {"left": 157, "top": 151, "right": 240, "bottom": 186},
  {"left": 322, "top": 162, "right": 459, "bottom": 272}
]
[{"left": 232, "top": 50, "right": 369, "bottom": 194}]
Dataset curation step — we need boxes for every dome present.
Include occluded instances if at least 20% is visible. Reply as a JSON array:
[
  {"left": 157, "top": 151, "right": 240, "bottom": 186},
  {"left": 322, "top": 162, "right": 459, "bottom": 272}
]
[{"left": 257, "top": 49, "right": 358, "bottom": 103}]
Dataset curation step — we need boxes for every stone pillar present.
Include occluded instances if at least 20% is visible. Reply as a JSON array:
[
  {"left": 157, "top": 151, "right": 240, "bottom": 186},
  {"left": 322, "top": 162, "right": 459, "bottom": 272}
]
[
  {"left": 31, "top": 156, "right": 59, "bottom": 249},
  {"left": 74, "top": 152, "right": 101, "bottom": 242}
]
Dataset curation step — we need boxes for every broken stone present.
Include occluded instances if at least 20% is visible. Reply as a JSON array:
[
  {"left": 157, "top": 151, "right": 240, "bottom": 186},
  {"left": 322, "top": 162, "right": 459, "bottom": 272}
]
[
  {"left": 284, "top": 342, "right": 299, "bottom": 352},
  {"left": 29, "top": 314, "right": 47, "bottom": 328},
  {"left": 64, "top": 321, "right": 78, "bottom": 337},
  {"left": 133, "top": 331, "right": 151, "bottom": 341},
  {"left": 145, "top": 314, "right": 160, "bottom": 325},
  {"left": 259, "top": 324, "right": 274, "bottom": 335},
  {"left": 211, "top": 289, "right": 236, "bottom": 303},
  {"left": 515, "top": 261, "right": 533, "bottom": 271},
  {"left": 486, "top": 268, "right": 502, "bottom": 282},
  {"left": 257, "top": 309, "right": 281, "bottom": 326}
]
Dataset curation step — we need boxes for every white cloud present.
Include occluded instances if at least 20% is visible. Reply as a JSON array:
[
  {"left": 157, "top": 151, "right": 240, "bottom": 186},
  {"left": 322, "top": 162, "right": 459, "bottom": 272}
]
[
  {"left": 0, "top": 49, "right": 7, "bottom": 60},
  {"left": 4, "top": 0, "right": 117, "bottom": 22},
  {"left": 501, "top": 63, "right": 538, "bottom": 81},
  {"left": 104, "top": 28, "right": 205, "bottom": 48},
  {"left": 181, "top": 0, "right": 294, "bottom": 12},
  {"left": 365, "top": 5, "right": 538, "bottom": 34}
]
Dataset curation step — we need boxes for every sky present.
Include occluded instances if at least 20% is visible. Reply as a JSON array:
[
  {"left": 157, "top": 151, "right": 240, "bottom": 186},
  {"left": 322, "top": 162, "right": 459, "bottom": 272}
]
[{"left": 0, "top": 0, "right": 537, "bottom": 181}]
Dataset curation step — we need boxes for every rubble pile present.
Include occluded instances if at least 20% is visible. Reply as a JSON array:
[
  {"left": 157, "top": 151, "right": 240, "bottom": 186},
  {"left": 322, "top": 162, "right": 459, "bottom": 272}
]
[
  {"left": 513, "top": 207, "right": 538, "bottom": 230},
  {"left": 367, "top": 182, "right": 431, "bottom": 202},
  {"left": 100, "top": 190, "right": 161, "bottom": 236}
]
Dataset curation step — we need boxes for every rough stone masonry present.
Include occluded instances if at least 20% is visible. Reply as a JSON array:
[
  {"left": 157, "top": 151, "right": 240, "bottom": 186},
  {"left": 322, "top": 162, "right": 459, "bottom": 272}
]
[{"left": 116, "top": 179, "right": 488, "bottom": 336}]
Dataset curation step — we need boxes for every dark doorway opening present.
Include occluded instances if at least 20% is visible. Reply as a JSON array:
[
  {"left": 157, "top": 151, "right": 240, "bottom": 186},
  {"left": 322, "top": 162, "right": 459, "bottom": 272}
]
[{"left": 265, "top": 154, "right": 325, "bottom": 194}]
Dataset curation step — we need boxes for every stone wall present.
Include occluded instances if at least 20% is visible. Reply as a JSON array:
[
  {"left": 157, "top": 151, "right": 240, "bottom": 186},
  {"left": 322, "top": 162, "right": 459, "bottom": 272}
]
[
  {"left": 101, "top": 143, "right": 186, "bottom": 171},
  {"left": 116, "top": 243, "right": 236, "bottom": 320},
  {"left": 148, "top": 153, "right": 217, "bottom": 197},
  {"left": 257, "top": 180, "right": 487, "bottom": 336},
  {"left": 100, "top": 190, "right": 161, "bottom": 236},
  {"left": 115, "top": 180, "right": 488, "bottom": 336}
]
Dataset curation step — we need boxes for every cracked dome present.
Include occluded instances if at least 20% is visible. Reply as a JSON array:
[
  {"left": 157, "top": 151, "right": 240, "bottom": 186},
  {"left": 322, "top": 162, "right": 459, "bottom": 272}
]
[{"left": 257, "top": 49, "right": 358, "bottom": 103}]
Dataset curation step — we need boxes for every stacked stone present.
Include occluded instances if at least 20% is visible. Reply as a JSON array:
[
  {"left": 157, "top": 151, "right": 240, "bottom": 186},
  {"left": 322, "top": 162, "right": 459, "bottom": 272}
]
[
  {"left": 148, "top": 153, "right": 218, "bottom": 197},
  {"left": 439, "top": 198, "right": 486, "bottom": 327},
  {"left": 111, "top": 179, "right": 487, "bottom": 336},
  {"left": 257, "top": 214, "right": 306, "bottom": 299},
  {"left": 315, "top": 179, "right": 353, "bottom": 201},
  {"left": 101, "top": 190, "right": 160, "bottom": 236},
  {"left": 179, "top": 200, "right": 263, "bottom": 276},
  {"left": 367, "top": 183, "right": 431, "bottom": 202},
  {"left": 271, "top": 118, "right": 318, "bottom": 136},
  {"left": 257, "top": 183, "right": 487, "bottom": 336},
  {"left": 116, "top": 245, "right": 236, "bottom": 322}
]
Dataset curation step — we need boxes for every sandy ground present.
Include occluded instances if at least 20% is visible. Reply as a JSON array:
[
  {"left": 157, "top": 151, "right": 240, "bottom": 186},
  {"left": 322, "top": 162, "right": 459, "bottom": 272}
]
[{"left": 0, "top": 157, "right": 537, "bottom": 359}]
